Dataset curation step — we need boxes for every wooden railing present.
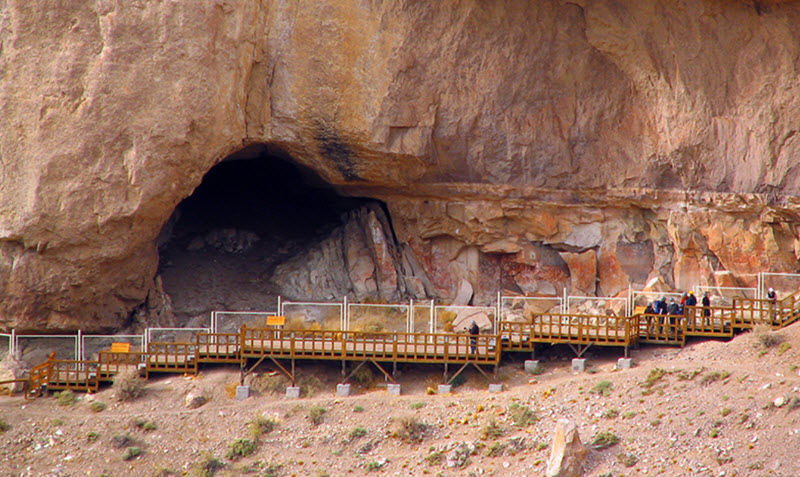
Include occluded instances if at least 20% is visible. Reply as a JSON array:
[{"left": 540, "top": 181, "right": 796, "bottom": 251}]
[
  {"left": 27, "top": 352, "right": 56, "bottom": 398},
  {"left": 681, "top": 306, "right": 735, "bottom": 337},
  {"left": 499, "top": 313, "right": 636, "bottom": 349},
  {"left": 97, "top": 350, "right": 147, "bottom": 379},
  {"left": 49, "top": 359, "right": 99, "bottom": 393},
  {"left": 145, "top": 342, "right": 197, "bottom": 376},
  {"left": 634, "top": 313, "right": 686, "bottom": 345},
  {"left": 240, "top": 327, "right": 500, "bottom": 364},
  {"left": 196, "top": 332, "right": 242, "bottom": 363}
]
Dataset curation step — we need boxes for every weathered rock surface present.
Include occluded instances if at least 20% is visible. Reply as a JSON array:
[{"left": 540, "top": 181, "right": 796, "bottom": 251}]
[
  {"left": 2, "top": 1, "right": 800, "bottom": 330},
  {"left": 546, "top": 419, "right": 588, "bottom": 477}
]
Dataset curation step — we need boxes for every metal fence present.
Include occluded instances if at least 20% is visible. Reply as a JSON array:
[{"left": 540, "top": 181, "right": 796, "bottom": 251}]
[
  {"left": 0, "top": 333, "right": 11, "bottom": 361},
  {"left": 212, "top": 311, "right": 277, "bottom": 334},
  {"left": 500, "top": 296, "right": 563, "bottom": 323},
  {"left": 281, "top": 301, "right": 344, "bottom": 330},
  {"left": 81, "top": 334, "right": 144, "bottom": 361},
  {"left": 15, "top": 335, "right": 78, "bottom": 366},
  {"left": 566, "top": 295, "right": 628, "bottom": 317},
  {"left": 433, "top": 305, "right": 498, "bottom": 334},
  {"left": 347, "top": 303, "right": 410, "bottom": 333}
]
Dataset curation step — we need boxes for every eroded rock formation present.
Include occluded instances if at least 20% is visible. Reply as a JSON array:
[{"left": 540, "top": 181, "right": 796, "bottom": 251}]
[{"left": 1, "top": 1, "right": 800, "bottom": 330}]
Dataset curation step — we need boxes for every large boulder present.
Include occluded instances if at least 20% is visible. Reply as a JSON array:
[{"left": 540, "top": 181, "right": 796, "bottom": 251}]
[{"left": 546, "top": 419, "right": 589, "bottom": 477}]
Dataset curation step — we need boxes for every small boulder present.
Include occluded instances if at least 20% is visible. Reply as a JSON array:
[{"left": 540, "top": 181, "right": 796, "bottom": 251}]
[
  {"left": 546, "top": 419, "right": 588, "bottom": 477},
  {"left": 185, "top": 390, "right": 208, "bottom": 409},
  {"left": 0, "top": 355, "right": 26, "bottom": 394}
]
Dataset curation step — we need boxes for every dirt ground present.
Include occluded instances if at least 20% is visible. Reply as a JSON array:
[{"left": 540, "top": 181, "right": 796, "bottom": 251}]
[{"left": 3, "top": 324, "right": 800, "bottom": 477}]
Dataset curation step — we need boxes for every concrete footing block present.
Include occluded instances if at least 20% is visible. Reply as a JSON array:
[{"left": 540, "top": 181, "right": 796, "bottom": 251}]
[
  {"left": 387, "top": 384, "right": 401, "bottom": 395},
  {"left": 524, "top": 360, "right": 544, "bottom": 374},
  {"left": 336, "top": 383, "right": 351, "bottom": 397},
  {"left": 438, "top": 384, "right": 453, "bottom": 395},
  {"left": 617, "top": 358, "right": 633, "bottom": 370},
  {"left": 488, "top": 383, "right": 504, "bottom": 393},
  {"left": 235, "top": 385, "right": 250, "bottom": 401},
  {"left": 571, "top": 358, "right": 586, "bottom": 373},
  {"left": 286, "top": 386, "right": 301, "bottom": 399}
]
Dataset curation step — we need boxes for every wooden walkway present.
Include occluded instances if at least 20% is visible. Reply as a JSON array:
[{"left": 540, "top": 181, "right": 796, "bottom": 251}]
[{"left": 19, "top": 292, "right": 800, "bottom": 397}]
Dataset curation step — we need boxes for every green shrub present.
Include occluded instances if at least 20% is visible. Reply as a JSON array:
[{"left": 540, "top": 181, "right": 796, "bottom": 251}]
[
  {"left": 89, "top": 401, "right": 107, "bottom": 413},
  {"left": 56, "top": 390, "right": 75, "bottom": 407},
  {"left": 0, "top": 418, "right": 10, "bottom": 432},
  {"left": 591, "top": 380, "right": 613, "bottom": 396},
  {"left": 590, "top": 431, "right": 620, "bottom": 449},
  {"left": 622, "top": 410, "right": 637, "bottom": 419},
  {"left": 248, "top": 414, "right": 279, "bottom": 439},
  {"left": 86, "top": 431, "right": 99, "bottom": 442},
  {"left": 409, "top": 401, "right": 426, "bottom": 410},
  {"left": 508, "top": 403, "right": 538, "bottom": 427},
  {"left": 641, "top": 368, "right": 667, "bottom": 388},
  {"left": 365, "top": 461, "right": 385, "bottom": 471},
  {"left": 122, "top": 446, "right": 142, "bottom": 461},
  {"left": 486, "top": 442, "right": 506, "bottom": 457},
  {"left": 603, "top": 408, "right": 619, "bottom": 419},
  {"left": 308, "top": 406, "right": 327, "bottom": 426},
  {"left": 226, "top": 438, "right": 257, "bottom": 461},
  {"left": 424, "top": 450, "right": 445, "bottom": 465},
  {"left": 779, "top": 342, "right": 792, "bottom": 355},
  {"left": 348, "top": 427, "right": 368, "bottom": 441},
  {"left": 721, "top": 407, "right": 732, "bottom": 417},
  {"left": 133, "top": 418, "right": 157, "bottom": 432},
  {"left": 353, "top": 405, "right": 365, "bottom": 413}
]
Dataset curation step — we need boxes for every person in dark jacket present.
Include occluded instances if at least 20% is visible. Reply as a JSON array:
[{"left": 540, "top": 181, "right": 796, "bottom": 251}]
[
  {"left": 469, "top": 321, "right": 479, "bottom": 354},
  {"left": 702, "top": 291, "right": 711, "bottom": 326}
]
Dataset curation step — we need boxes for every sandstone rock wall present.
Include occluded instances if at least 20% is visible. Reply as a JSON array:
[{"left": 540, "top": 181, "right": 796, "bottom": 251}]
[{"left": 1, "top": 0, "right": 800, "bottom": 330}]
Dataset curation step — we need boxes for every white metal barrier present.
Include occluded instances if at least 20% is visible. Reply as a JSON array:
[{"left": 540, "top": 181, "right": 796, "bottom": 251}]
[
  {"left": 499, "top": 295, "right": 563, "bottom": 323},
  {"left": 15, "top": 335, "right": 79, "bottom": 364},
  {"left": 346, "top": 303, "right": 410, "bottom": 333},
  {"left": 630, "top": 291, "right": 684, "bottom": 311},
  {"left": 212, "top": 311, "right": 277, "bottom": 334},
  {"left": 758, "top": 272, "right": 800, "bottom": 301},
  {"left": 145, "top": 328, "right": 210, "bottom": 352},
  {"left": 281, "top": 301, "right": 344, "bottom": 330},
  {"left": 567, "top": 295, "right": 628, "bottom": 317},
  {"left": 81, "top": 334, "right": 144, "bottom": 361},
  {"left": 0, "top": 333, "right": 11, "bottom": 360},
  {"left": 433, "top": 305, "right": 497, "bottom": 333}
]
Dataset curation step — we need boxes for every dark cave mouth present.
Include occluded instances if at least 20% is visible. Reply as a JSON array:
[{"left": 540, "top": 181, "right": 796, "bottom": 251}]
[{"left": 156, "top": 144, "right": 378, "bottom": 320}]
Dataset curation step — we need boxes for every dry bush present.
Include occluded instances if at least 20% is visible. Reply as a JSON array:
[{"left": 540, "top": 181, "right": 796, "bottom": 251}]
[
  {"left": 754, "top": 324, "right": 784, "bottom": 349},
  {"left": 225, "top": 381, "right": 238, "bottom": 399},
  {"left": 391, "top": 416, "right": 429, "bottom": 443},
  {"left": 113, "top": 366, "right": 145, "bottom": 402}
]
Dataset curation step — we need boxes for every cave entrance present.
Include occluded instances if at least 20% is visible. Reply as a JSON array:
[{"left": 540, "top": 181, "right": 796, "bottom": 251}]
[{"left": 157, "top": 144, "right": 372, "bottom": 324}]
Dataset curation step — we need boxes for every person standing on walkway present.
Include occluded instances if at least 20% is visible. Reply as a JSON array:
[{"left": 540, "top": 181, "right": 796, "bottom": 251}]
[
  {"left": 702, "top": 292, "right": 711, "bottom": 326},
  {"left": 469, "top": 321, "right": 479, "bottom": 354}
]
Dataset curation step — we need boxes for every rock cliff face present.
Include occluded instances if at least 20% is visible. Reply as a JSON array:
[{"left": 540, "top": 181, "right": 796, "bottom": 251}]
[{"left": 1, "top": 1, "right": 800, "bottom": 331}]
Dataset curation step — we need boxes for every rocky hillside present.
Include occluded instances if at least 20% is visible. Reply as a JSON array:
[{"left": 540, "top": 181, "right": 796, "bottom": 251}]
[
  {"left": 2, "top": 324, "right": 800, "bottom": 476},
  {"left": 2, "top": 1, "right": 800, "bottom": 330}
]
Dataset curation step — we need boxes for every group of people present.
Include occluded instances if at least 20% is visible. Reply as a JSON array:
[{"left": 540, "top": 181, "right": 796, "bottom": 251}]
[{"left": 644, "top": 290, "right": 711, "bottom": 317}]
